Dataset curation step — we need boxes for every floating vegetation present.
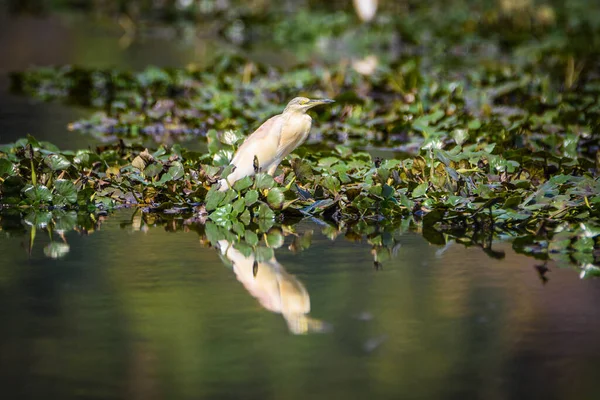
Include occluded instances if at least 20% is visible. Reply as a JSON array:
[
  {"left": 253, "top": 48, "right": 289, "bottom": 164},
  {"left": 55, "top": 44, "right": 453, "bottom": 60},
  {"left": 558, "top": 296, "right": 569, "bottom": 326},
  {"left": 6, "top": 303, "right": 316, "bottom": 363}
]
[
  {"left": 1, "top": 130, "right": 598, "bottom": 268},
  {"left": 3, "top": 0, "right": 600, "bottom": 270}
]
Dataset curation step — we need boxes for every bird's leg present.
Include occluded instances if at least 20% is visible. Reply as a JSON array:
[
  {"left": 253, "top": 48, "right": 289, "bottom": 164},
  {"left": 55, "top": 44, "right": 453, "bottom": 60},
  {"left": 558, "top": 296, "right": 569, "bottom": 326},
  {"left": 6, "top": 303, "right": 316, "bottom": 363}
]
[{"left": 266, "top": 163, "right": 278, "bottom": 176}]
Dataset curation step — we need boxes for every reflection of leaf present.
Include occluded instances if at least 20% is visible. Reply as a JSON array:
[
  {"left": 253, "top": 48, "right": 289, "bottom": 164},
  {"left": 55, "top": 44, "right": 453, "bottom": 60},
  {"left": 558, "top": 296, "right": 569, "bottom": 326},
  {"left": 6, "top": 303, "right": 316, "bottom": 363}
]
[
  {"left": 23, "top": 184, "right": 53, "bottom": 203},
  {"left": 266, "top": 229, "right": 284, "bottom": 248},
  {"left": 423, "top": 210, "right": 444, "bottom": 227},
  {"left": 422, "top": 226, "right": 446, "bottom": 245},
  {"left": 255, "top": 246, "right": 274, "bottom": 262},
  {"left": 44, "top": 242, "right": 70, "bottom": 259},
  {"left": 233, "top": 242, "right": 253, "bottom": 257},
  {"left": 204, "top": 221, "right": 236, "bottom": 244},
  {"left": 245, "top": 230, "right": 259, "bottom": 246},
  {"left": 54, "top": 211, "right": 77, "bottom": 232},
  {"left": 289, "top": 230, "right": 313, "bottom": 253},
  {"left": 23, "top": 210, "right": 53, "bottom": 227}
]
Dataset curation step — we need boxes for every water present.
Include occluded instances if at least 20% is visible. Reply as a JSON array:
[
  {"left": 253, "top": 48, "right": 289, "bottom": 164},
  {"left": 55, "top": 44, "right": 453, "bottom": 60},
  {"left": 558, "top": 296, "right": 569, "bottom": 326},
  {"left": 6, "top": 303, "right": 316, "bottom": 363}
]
[
  {"left": 1, "top": 210, "right": 600, "bottom": 399},
  {"left": 0, "top": 10, "right": 227, "bottom": 149},
  {"left": 1, "top": 6, "right": 600, "bottom": 400}
]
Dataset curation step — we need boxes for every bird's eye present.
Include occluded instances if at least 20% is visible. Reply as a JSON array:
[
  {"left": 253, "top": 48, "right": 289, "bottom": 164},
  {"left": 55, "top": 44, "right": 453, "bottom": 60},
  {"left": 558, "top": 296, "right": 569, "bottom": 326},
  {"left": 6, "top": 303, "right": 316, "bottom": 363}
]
[{"left": 300, "top": 99, "right": 309, "bottom": 105}]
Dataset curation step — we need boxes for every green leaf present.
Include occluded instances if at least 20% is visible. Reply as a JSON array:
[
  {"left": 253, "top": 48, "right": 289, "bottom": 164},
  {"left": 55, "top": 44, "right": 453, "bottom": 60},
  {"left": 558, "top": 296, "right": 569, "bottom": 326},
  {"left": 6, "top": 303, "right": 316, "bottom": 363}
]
[
  {"left": 412, "top": 182, "right": 428, "bottom": 198},
  {"left": 209, "top": 204, "right": 233, "bottom": 228},
  {"left": 232, "top": 197, "right": 246, "bottom": 216},
  {"left": 257, "top": 202, "right": 275, "bottom": 221},
  {"left": 245, "top": 190, "right": 259, "bottom": 206},
  {"left": 266, "top": 188, "right": 285, "bottom": 209},
  {"left": 232, "top": 220, "right": 245, "bottom": 236},
  {"left": 44, "top": 154, "right": 71, "bottom": 171},
  {"left": 452, "top": 129, "right": 469, "bottom": 146},
  {"left": 219, "top": 130, "right": 245, "bottom": 146},
  {"left": 318, "top": 157, "right": 340, "bottom": 167},
  {"left": 0, "top": 159, "right": 15, "bottom": 176},
  {"left": 221, "top": 188, "right": 238, "bottom": 206},
  {"left": 254, "top": 173, "right": 275, "bottom": 190},
  {"left": 468, "top": 119, "right": 481, "bottom": 130},
  {"left": 144, "top": 163, "right": 163, "bottom": 178},
  {"left": 321, "top": 176, "right": 341, "bottom": 194},
  {"left": 205, "top": 188, "right": 226, "bottom": 211},
  {"left": 381, "top": 184, "right": 395, "bottom": 199},
  {"left": 167, "top": 161, "right": 184, "bottom": 180},
  {"left": 239, "top": 209, "right": 251, "bottom": 225},
  {"left": 233, "top": 176, "right": 253, "bottom": 192},
  {"left": 256, "top": 202, "right": 275, "bottom": 231},
  {"left": 53, "top": 179, "right": 78, "bottom": 206}
]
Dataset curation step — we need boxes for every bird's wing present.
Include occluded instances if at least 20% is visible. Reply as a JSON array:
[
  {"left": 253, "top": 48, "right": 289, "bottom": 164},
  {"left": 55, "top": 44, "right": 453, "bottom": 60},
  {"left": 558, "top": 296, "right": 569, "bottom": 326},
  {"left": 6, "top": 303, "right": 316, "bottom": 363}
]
[
  {"left": 275, "top": 114, "right": 311, "bottom": 160},
  {"left": 230, "top": 115, "right": 283, "bottom": 173}
]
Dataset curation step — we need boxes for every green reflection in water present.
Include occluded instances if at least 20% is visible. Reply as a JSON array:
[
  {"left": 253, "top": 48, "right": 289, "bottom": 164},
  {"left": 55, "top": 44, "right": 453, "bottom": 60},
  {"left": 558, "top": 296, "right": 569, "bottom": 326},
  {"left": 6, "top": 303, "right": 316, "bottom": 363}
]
[{"left": 1, "top": 210, "right": 600, "bottom": 399}]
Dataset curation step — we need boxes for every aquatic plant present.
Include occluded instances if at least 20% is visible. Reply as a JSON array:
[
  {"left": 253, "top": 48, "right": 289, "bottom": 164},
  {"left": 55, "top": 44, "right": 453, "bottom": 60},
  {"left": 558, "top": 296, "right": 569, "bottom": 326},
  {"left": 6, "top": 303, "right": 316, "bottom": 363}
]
[{"left": 3, "top": 0, "right": 600, "bottom": 270}]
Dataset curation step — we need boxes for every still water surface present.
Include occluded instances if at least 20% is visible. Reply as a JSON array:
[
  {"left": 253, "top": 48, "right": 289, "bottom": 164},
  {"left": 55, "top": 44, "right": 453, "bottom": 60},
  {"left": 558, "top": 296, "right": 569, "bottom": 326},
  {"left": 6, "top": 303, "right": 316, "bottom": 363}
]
[
  {"left": 1, "top": 8, "right": 600, "bottom": 400},
  {"left": 1, "top": 210, "right": 600, "bottom": 399}
]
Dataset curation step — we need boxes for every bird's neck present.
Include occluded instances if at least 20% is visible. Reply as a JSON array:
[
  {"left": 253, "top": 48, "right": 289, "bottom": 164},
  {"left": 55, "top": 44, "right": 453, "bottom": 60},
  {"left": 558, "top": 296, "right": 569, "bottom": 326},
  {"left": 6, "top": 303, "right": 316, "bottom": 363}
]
[{"left": 284, "top": 110, "right": 311, "bottom": 121}]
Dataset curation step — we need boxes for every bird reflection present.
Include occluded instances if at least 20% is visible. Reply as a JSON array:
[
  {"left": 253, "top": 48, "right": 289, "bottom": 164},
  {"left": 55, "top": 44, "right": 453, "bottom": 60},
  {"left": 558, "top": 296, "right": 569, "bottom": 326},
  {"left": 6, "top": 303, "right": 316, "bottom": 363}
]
[{"left": 216, "top": 240, "right": 328, "bottom": 334}]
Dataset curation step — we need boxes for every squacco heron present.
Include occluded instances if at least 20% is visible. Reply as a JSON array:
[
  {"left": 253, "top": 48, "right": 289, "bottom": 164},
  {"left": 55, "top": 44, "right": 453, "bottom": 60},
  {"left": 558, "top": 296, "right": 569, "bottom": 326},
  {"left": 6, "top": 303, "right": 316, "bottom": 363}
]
[{"left": 218, "top": 97, "right": 334, "bottom": 191}]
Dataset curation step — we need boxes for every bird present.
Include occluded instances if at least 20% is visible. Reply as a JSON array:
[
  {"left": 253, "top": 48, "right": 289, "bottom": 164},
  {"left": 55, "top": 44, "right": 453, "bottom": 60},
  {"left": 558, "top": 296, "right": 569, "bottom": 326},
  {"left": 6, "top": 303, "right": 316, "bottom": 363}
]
[
  {"left": 353, "top": 0, "right": 378, "bottom": 23},
  {"left": 218, "top": 97, "right": 334, "bottom": 191}
]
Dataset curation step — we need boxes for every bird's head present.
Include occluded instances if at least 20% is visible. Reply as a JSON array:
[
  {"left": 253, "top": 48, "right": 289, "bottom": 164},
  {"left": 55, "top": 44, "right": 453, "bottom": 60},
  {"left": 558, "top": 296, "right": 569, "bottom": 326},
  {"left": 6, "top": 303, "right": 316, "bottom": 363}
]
[{"left": 283, "top": 97, "right": 334, "bottom": 113}]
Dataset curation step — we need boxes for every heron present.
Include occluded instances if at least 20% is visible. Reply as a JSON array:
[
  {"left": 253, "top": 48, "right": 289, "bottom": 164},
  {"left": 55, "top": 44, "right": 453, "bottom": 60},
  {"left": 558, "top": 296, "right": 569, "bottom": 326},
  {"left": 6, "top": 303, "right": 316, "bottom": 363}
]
[
  {"left": 218, "top": 97, "right": 334, "bottom": 191},
  {"left": 353, "top": 0, "right": 378, "bottom": 23}
]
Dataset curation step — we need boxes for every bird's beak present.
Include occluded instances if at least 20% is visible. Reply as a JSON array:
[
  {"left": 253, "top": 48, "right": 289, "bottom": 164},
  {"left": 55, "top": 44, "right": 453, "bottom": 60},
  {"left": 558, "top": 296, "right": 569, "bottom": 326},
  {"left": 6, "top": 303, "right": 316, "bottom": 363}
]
[{"left": 307, "top": 98, "right": 335, "bottom": 108}]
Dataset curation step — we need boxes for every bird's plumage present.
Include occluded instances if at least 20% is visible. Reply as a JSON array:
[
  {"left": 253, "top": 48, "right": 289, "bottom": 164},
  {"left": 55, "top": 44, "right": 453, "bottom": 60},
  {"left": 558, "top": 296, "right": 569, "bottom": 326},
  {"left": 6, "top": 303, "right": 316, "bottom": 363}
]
[{"left": 218, "top": 97, "right": 332, "bottom": 191}]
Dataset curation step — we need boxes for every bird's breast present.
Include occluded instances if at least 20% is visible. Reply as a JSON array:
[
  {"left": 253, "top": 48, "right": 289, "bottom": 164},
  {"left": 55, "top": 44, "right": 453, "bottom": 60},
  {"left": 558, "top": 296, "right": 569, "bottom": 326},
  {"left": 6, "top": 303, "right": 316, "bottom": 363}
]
[
  {"left": 290, "top": 114, "right": 312, "bottom": 145},
  {"left": 276, "top": 113, "right": 312, "bottom": 159}
]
